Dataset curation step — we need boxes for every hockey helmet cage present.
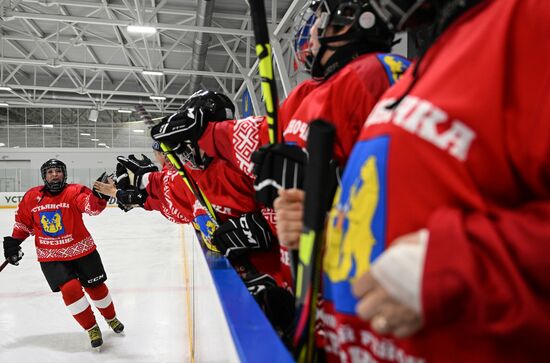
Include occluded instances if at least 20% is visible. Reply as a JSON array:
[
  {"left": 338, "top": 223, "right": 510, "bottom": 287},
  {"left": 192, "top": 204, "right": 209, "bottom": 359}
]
[
  {"left": 40, "top": 158, "right": 68, "bottom": 193},
  {"left": 305, "top": 0, "right": 395, "bottom": 78}
]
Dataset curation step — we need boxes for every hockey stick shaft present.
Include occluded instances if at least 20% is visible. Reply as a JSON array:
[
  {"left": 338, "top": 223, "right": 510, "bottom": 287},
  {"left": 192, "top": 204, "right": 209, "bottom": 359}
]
[
  {"left": 250, "top": 0, "right": 280, "bottom": 144},
  {"left": 293, "top": 120, "right": 335, "bottom": 362},
  {"left": 249, "top": 0, "right": 302, "bottom": 285},
  {"left": 135, "top": 105, "right": 220, "bottom": 252},
  {"left": 159, "top": 143, "right": 219, "bottom": 226},
  {"left": 0, "top": 260, "right": 9, "bottom": 273}
]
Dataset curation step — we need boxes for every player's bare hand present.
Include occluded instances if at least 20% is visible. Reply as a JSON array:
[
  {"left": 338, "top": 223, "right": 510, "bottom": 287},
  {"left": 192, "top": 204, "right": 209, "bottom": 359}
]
[
  {"left": 93, "top": 178, "right": 117, "bottom": 198},
  {"left": 352, "top": 229, "right": 426, "bottom": 339},
  {"left": 352, "top": 272, "right": 422, "bottom": 338},
  {"left": 273, "top": 188, "right": 304, "bottom": 250}
]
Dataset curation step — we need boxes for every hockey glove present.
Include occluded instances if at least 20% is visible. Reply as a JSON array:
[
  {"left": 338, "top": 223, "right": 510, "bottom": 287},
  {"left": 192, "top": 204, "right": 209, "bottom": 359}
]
[
  {"left": 116, "top": 154, "right": 158, "bottom": 189},
  {"left": 213, "top": 212, "right": 274, "bottom": 259},
  {"left": 114, "top": 163, "right": 148, "bottom": 211},
  {"left": 254, "top": 286, "right": 296, "bottom": 343},
  {"left": 251, "top": 143, "right": 307, "bottom": 208},
  {"left": 115, "top": 188, "right": 148, "bottom": 208},
  {"left": 92, "top": 172, "right": 112, "bottom": 201},
  {"left": 150, "top": 109, "right": 208, "bottom": 153},
  {"left": 3, "top": 236, "right": 24, "bottom": 266},
  {"left": 243, "top": 272, "right": 278, "bottom": 296}
]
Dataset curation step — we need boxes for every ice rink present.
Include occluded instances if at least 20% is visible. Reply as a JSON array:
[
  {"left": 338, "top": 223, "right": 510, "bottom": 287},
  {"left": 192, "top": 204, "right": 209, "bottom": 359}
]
[{"left": 0, "top": 207, "right": 239, "bottom": 363}]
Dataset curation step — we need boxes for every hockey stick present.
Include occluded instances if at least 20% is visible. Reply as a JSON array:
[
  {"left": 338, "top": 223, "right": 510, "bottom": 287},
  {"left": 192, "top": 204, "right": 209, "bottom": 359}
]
[
  {"left": 135, "top": 105, "right": 221, "bottom": 252},
  {"left": 0, "top": 260, "right": 9, "bottom": 273},
  {"left": 250, "top": 0, "right": 280, "bottom": 144},
  {"left": 249, "top": 0, "right": 303, "bottom": 285},
  {"left": 293, "top": 120, "right": 335, "bottom": 362}
]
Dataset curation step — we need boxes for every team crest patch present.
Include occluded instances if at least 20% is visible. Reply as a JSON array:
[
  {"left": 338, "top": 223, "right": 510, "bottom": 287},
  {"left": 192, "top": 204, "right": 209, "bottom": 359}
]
[
  {"left": 376, "top": 54, "right": 411, "bottom": 86},
  {"left": 193, "top": 214, "right": 219, "bottom": 252},
  {"left": 40, "top": 210, "right": 65, "bottom": 237},
  {"left": 323, "top": 136, "right": 390, "bottom": 314}
]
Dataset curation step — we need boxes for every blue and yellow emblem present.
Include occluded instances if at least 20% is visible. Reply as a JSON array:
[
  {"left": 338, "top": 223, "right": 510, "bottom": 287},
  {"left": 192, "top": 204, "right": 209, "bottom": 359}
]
[
  {"left": 376, "top": 54, "right": 411, "bottom": 86},
  {"left": 40, "top": 210, "right": 65, "bottom": 237},
  {"left": 192, "top": 214, "right": 219, "bottom": 252},
  {"left": 323, "top": 136, "right": 390, "bottom": 314}
]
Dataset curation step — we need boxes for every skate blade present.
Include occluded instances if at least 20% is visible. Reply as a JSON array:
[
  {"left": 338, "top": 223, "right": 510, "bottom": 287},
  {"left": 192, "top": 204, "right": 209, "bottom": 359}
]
[{"left": 92, "top": 346, "right": 102, "bottom": 353}]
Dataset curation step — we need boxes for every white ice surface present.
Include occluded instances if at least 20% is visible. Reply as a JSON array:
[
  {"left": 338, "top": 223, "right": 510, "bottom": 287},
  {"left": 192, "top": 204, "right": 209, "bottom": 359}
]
[{"left": 0, "top": 207, "right": 238, "bottom": 363}]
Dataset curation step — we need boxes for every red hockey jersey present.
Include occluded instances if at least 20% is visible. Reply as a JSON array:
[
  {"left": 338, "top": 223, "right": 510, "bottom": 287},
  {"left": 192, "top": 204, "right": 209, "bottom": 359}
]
[
  {"left": 323, "top": 0, "right": 550, "bottom": 362},
  {"left": 143, "top": 159, "right": 291, "bottom": 288},
  {"left": 198, "top": 53, "right": 410, "bottom": 173},
  {"left": 11, "top": 184, "right": 107, "bottom": 262}
]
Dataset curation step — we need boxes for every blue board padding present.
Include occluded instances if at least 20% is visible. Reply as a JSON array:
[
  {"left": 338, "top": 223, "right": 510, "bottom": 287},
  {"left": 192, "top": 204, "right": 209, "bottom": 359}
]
[{"left": 205, "top": 250, "right": 294, "bottom": 363}]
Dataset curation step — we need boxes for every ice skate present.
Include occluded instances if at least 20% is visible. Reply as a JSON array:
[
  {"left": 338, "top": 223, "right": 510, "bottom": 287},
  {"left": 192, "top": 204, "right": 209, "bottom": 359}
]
[
  {"left": 107, "top": 317, "right": 125, "bottom": 334},
  {"left": 87, "top": 324, "right": 103, "bottom": 349}
]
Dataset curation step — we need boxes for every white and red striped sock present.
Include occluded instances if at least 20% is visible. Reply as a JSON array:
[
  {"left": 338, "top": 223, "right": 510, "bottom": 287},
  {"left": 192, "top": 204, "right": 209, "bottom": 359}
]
[
  {"left": 60, "top": 278, "right": 96, "bottom": 330},
  {"left": 85, "top": 283, "right": 116, "bottom": 320}
]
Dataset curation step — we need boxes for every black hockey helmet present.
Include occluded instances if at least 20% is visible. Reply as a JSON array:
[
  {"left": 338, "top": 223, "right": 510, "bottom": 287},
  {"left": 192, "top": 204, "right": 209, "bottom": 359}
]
[
  {"left": 369, "top": 0, "right": 481, "bottom": 32},
  {"left": 40, "top": 158, "right": 67, "bottom": 193},
  {"left": 178, "top": 89, "right": 235, "bottom": 123},
  {"left": 298, "top": 0, "right": 395, "bottom": 79},
  {"left": 178, "top": 90, "right": 236, "bottom": 170}
]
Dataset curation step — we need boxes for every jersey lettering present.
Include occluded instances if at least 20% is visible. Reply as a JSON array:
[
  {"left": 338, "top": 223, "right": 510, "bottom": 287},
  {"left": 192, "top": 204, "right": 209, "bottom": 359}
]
[{"left": 366, "top": 96, "right": 476, "bottom": 161}]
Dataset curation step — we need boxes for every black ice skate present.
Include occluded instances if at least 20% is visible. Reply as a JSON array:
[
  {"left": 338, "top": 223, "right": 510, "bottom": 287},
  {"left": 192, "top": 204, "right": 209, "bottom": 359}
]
[
  {"left": 107, "top": 317, "right": 125, "bottom": 334},
  {"left": 87, "top": 324, "right": 103, "bottom": 348}
]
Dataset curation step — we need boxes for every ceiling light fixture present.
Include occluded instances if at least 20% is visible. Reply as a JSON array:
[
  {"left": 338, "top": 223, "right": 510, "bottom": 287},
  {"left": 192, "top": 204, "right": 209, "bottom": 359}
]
[
  {"left": 42, "top": 124, "right": 54, "bottom": 128},
  {"left": 142, "top": 70, "right": 164, "bottom": 76},
  {"left": 0, "top": 86, "right": 12, "bottom": 92},
  {"left": 80, "top": 133, "right": 91, "bottom": 136},
  {"left": 90, "top": 138, "right": 99, "bottom": 141},
  {"left": 98, "top": 143, "right": 106, "bottom": 146},
  {"left": 132, "top": 129, "right": 145, "bottom": 133},
  {"left": 149, "top": 95, "right": 166, "bottom": 101},
  {"left": 127, "top": 25, "right": 157, "bottom": 34},
  {"left": 0, "top": 103, "right": 8, "bottom": 107},
  {"left": 117, "top": 109, "right": 133, "bottom": 114}
]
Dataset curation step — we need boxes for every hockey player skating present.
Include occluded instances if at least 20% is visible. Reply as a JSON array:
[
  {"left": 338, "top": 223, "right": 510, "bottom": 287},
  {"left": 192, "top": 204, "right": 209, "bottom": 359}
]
[
  {"left": 277, "top": 0, "right": 550, "bottom": 361},
  {"left": 3, "top": 159, "right": 124, "bottom": 349}
]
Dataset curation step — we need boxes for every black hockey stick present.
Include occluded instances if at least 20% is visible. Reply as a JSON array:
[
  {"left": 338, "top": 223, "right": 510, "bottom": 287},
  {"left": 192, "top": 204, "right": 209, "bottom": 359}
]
[
  {"left": 250, "top": 0, "right": 280, "bottom": 144},
  {"left": 249, "top": 0, "right": 304, "bottom": 285},
  {"left": 293, "top": 120, "right": 335, "bottom": 363},
  {"left": 0, "top": 260, "right": 9, "bottom": 273}
]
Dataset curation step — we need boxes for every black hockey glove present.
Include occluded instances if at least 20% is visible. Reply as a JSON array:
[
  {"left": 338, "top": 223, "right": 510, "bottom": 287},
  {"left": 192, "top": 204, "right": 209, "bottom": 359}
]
[
  {"left": 115, "top": 188, "right": 148, "bottom": 208},
  {"left": 116, "top": 154, "right": 158, "bottom": 189},
  {"left": 92, "top": 172, "right": 111, "bottom": 201},
  {"left": 254, "top": 286, "right": 295, "bottom": 343},
  {"left": 243, "top": 272, "right": 278, "bottom": 296},
  {"left": 212, "top": 212, "right": 274, "bottom": 259},
  {"left": 113, "top": 163, "right": 148, "bottom": 211},
  {"left": 150, "top": 110, "right": 208, "bottom": 153},
  {"left": 251, "top": 143, "right": 307, "bottom": 208},
  {"left": 3, "top": 236, "right": 24, "bottom": 266}
]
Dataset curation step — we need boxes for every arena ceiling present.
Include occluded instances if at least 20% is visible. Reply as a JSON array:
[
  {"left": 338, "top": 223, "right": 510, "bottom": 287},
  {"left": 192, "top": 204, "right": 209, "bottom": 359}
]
[{"left": 0, "top": 0, "right": 308, "bottom": 114}]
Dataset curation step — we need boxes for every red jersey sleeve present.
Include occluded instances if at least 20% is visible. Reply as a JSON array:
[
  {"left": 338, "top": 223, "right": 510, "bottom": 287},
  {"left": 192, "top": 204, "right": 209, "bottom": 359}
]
[
  {"left": 424, "top": 202, "right": 550, "bottom": 348},
  {"left": 12, "top": 192, "right": 34, "bottom": 241},
  {"left": 199, "top": 116, "right": 270, "bottom": 178},
  {"left": 74, "top": 185, "right": 107, "bottom": 216}
]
